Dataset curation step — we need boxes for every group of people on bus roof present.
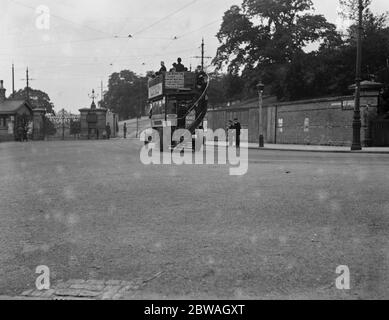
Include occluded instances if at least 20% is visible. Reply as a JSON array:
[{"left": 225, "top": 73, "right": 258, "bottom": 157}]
[{"left": 156, "top": 58, "right": 189, "bottom": 76}]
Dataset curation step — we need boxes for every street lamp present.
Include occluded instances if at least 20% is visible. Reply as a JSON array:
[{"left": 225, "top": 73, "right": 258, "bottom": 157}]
[
  {"left": 351, "top": 0, "right": 364, "bottom": 151},
  {"left": 136, "top": 81, "right": 143, "bottom": 139},
  {"left": 257, "top": 82, "right": 265, "bottom": 148}
]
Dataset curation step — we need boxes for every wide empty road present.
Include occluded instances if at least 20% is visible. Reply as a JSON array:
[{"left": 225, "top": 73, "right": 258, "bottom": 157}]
[{"left": 0, "top": 140, "right": 388, "bottom": 299}]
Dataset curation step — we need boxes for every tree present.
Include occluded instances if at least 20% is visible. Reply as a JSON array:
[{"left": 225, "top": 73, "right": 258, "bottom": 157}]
[
  {"left": 208, "top": 71, "right": 247, "bottom": 105},
  {"left": 211, "top": 0, "right": 389, "bottom": 103},
  {"left": 103, "top": 70, "right": 149, "bottom": 120},
  {"left": 339, "top": 0, "right": 372, "bottom": 20},
  {"left": 12, "top": 87, "right": 55, "bottom": 114},
  {"left": 69, "top": 119, "right": 81, "bottom": 136},
  {"left": 43, "top": 117, "right": 57, "bottom": 136},
  {"left": 213, "top": 0, "right": 340, "bottom": 100}
]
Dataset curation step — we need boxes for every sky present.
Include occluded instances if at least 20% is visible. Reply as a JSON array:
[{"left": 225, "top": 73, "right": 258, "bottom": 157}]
[{"left": 0, "top": 0, "right": 388, "bottom": 113}]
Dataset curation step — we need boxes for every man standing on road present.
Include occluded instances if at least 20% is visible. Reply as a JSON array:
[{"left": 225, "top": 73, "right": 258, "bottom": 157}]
[
  {"left": 16, "top": 125, "right": 23, "bottom": 142},
  {"left": 106, "top": 123, "right": 111, "bottom": 140},
  {"left": 123, "top": 123, "right": 127, "bottom": 139},
  {"left": 234, "top": 118, "right": 241, "bottom": 148}
]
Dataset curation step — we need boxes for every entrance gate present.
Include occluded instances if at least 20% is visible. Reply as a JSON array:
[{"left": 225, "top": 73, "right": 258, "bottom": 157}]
[
  {"left": 44, "top": 109, "right": 81, "bottom": 140},
  {"left": 371, "top": 120, "right": 389, "bottom": 147}
]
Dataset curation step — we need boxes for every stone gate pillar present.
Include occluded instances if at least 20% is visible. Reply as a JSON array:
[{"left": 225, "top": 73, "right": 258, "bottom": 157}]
[
  {"left": 360, "top": 82, "right": 383, "bottom": 147},
  {"left": 349, "top": 81, "right": 383, "bottom": 147},
  {"left": 32, "top": 108, "right": 46, "bottom": 141}
]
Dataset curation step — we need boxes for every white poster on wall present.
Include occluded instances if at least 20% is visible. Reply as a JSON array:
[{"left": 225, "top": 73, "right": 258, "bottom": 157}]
[
  {"left": 8, "top": 120, "right": 14, "bottom": 134},
  {"left": 304, "top": 118, "right": 310, "bottom": 132}
]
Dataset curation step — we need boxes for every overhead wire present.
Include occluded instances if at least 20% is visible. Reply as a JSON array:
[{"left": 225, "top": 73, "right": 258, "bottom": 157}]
[
  {"left": 3, "top": 0, "right": 219, "bottom": 102},
  {"left": 110, "top": 0, "right": 201, "bottom": 67}
]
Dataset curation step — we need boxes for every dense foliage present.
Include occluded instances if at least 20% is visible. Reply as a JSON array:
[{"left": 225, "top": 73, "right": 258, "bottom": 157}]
[
  {"left": 12, "top": 87, "right": 55, "bottom": 114},
  {"left": 211, "top": 0, "right": 389, "bottom": 103},
  {"left": 101, "top": 70, "right": 149, "bottom": 120}
]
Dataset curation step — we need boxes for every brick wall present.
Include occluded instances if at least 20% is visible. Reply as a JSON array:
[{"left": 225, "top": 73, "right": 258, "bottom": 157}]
[
  {"left": 208, "top": 95, "right": 370, "bottom": 146},
  {"left": 275, "top": 98, "right": 354, "bottom": 146}
]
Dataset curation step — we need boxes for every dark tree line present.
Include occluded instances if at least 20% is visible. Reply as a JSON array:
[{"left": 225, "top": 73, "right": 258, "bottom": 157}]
[
  {"left": 211, "top": 0, "right": 389, "bottom": 105},
  {"left": 101, "top": 70, "right": 149, "bottom": 120},
  {"left": 12, "top": 87, "right": 55, "bottom": 114},
  {"left": 101, "top": 1, "right": 389, "bottom": 117}
]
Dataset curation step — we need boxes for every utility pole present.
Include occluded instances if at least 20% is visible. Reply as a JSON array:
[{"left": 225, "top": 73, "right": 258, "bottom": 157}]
[
  {"left": 192, "top": 38, "right": 212, "bottom": 71},
  {"left": 100, "top": 80, "right": 103, "bottom": 108},
  {"left": 26, "top": 68, "right": 30, "bottom": 101},
  {"left": 21, "top": 67, "right": 35, "bottom": 101},
  {"left": 12, "top": 63, "right": 15, "bottom": 98},
  {"left": 351, "top": 0, "right": 364, "bottom": 151}
]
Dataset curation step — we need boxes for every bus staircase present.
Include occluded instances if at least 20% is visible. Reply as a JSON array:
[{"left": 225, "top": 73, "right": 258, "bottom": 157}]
[{"left": 172, "top": 74, "right": 209, "bottom": 152}]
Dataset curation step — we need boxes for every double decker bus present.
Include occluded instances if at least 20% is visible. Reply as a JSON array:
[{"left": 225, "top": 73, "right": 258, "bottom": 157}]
[{"left": 147, "top": 70, "right": 209, "bottom": 150}]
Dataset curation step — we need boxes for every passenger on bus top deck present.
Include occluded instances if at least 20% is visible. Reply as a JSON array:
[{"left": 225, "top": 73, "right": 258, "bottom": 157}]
[
  {"left": 157, "top": 61, "right": 167, "bottom": 75},
  {"left": 195, "top": 65, "right": 205, "bottom": 76},
  {"left": 170, "top": 63, "right": 177, "bottom": 72},
  {"left": 175, "top": 58, "right": 187, "bottom": 72},
  {"left": 195, "top": 65, "right": 207, "bottom": 90}
]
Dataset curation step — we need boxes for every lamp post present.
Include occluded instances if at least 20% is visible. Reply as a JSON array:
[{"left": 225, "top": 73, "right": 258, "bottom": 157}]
[
  {"left": 257, "top": 82, "right": 265, "bottom": 148},
  {"left": 351, "top": 0, "right": 364, "bottom": 151},
  {"left": 136, "top": 81, "right": 143, "bottom": 138}
]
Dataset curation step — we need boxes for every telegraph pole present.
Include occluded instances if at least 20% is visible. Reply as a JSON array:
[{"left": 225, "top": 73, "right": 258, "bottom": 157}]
[
  {"left": 100, "top": 80, "right": 103, "bottom": 108},
  {"left": 351, "top": 0, "right": 364, "bottom": 151},
  {"left": 26, "top": 68, "right": 30, "bottom": 101},
  {"left": 192, "top": 38, "right": 212, "bottom": 71},
  {"left": 21, "top": 67, "right": 35, "bottom": 101},
  {"left": 12, "top": 63, "right": 15, "bottom": 98}
]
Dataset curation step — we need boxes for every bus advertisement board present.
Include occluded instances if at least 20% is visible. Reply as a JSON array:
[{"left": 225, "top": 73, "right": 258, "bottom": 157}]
[
  {"left": 148, "top": 82, "right": 163, "bottom": 99},
  {"left": 165, "top": 73, "right": 185, "bottom": 89}
]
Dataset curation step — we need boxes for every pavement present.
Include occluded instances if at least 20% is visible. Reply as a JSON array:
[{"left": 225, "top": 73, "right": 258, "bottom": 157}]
[
  {"left": 206, "top": 141, "right": 389, "bottom": 154},
  {"left": 118, "top": 117, "right": 151, "bottom": 139},
  {"left": 0, "top": 139, "right": 388, "bottom": 300},
  {"left": 115, "top": 120, "right": 389, "bottom": 154}
]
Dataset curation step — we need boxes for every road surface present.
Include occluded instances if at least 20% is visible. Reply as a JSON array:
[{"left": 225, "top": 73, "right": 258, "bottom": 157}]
[{"left": 0, "top": 140, "right": 388, "bottom": 299}]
